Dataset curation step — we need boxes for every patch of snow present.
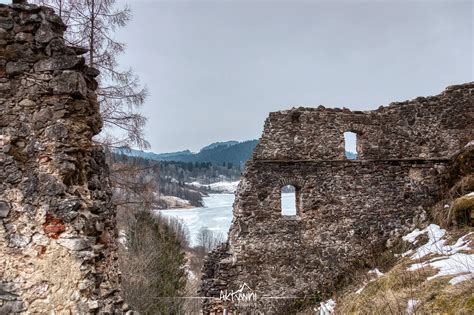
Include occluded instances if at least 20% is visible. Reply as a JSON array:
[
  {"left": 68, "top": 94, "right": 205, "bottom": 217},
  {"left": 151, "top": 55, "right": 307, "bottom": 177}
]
[
  {"left": 187, "top": 269, "right": 197, "bottom": 281},
  {"left": 402, "top": 228, "right": 425, "bottom": 244},
  {"left": 188, "top": 180, "right": 240, "bottom": 193},
  {"left": 160, "top": 195, "right": 190, "bottom": 207},
  {"left": 368, "top": 268, "right": 384, "bottom": 278},
  {"left": 464, "top": 140, "right": 474, "bottom": 148},
  {"left": 209, "top": 181, "right": 239, "bottom": 193},
  {"left": 118, "top": 230, "right": 127, "bottom": 249},
  {"left": 402, "top": 224, "right": 447, "bottom": 258},
  {"left": 403, "top": 224, "right": 474, "bottom": 285},
  {"left": 403, "top": 225, "right": 471, "bottom": 259},
  {"left": 315, "top": 299, "right": 336, "bottom": 315},
  {"left": 449, "top": 273, "right": 474, "bottom": 285},
  {"left": 409, "top": 252, "right": 474, "bottom": 284},
  {"left": 355, "top": 284, "right": 366, "bottom": 294},
  {"left": 406, "top": 299, "right": 419, "bottom": 315}
]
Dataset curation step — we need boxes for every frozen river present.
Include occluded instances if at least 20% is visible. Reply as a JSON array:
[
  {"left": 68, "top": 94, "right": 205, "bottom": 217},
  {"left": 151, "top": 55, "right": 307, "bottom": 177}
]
[{"left": 159, "top": 192, "right": 296, "bottom": 247}]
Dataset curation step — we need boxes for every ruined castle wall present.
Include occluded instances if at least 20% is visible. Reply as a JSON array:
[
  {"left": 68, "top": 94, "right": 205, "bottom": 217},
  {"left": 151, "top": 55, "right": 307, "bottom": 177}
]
[
  {"left": 255, "top": 84, "right": 473, "bottom": 160},
  {"left": 0, "top": 3, "right": 122, "bottom": 313},
  {"left": 201, "top": 83, "right": 473, "bottom": 313}
]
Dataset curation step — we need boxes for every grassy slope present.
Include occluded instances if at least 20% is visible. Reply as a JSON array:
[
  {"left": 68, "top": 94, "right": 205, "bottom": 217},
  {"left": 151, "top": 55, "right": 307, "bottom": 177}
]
[{"left": 335, "top": 229, "right": 474, "bottom": 314}]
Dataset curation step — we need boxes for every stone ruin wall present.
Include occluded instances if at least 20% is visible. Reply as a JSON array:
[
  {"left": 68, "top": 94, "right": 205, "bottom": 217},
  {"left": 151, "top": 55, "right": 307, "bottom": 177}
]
[
  {"left": 201, "top": 83, "right": 474, "bottom": 313},
  {"left": 0, "top": 2, "right": 122, "bottom": 313}
]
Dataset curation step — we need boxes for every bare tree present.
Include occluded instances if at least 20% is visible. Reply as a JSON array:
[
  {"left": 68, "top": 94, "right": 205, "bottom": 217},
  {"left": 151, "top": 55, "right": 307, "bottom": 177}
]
[
  {"left": 119, "top": 210, "right": 187, "bottom": 313},
  {"left": 34, "top": 0, "right": 149, "bottom": 149},
  {"left": 196, "top": 227, "right": 225, "bottom": 255},
  {"left": 109, "top": 160, "right": 159, "bottom": 209}
]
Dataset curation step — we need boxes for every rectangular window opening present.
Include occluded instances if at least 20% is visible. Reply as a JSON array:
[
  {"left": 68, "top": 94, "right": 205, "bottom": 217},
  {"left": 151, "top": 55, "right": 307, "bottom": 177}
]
[
  {"left": 281, "top": 185, "right": 297, "bottom": 216},
  {"left": 344, "top": 131, "right": 358, "bottom": 160}
]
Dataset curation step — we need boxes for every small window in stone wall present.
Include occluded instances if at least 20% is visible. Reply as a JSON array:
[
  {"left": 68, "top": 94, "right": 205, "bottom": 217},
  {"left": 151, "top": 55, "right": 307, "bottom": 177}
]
[
  {"left": 344, "top": 131, "right": 358, "bottom": 159},
  {"left": 281, "top": 185, "right": 297, "bottom": 216}
]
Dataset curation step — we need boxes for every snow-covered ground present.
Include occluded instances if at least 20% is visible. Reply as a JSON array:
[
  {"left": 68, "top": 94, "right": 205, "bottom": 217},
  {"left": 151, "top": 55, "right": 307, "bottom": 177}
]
[
  {"left": 315, "top": 299, "right": 336, "bottom": 315},
  {"left": 339, "top": 223, "right": 474, "bottom": 313},
  {"left": 464, "top": 140, "right": 474, "bottom": 148},
  {"left": 159, "top": 195, "right": 191, "bottom": 208},
  {"left": 187, "top": 180, "right": 240, "bottom": 193},
  {"left": 402, "top": 224, "right": 474, "bottom": 285},
  {"left": 406, "top": 299, "right": 419, "bottom": 315}
]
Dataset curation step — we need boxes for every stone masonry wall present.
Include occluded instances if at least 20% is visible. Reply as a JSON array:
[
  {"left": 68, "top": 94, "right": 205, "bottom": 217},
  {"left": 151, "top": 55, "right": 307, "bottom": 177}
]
[
  {"left": 201, "top": 83, "right": 473, "bottom": 313},
  {"left": 255, "top": 84, "right": 472, "bottom": 161},
  {"left": 0, "top": 2, "right": 122, "bottom": 313}
]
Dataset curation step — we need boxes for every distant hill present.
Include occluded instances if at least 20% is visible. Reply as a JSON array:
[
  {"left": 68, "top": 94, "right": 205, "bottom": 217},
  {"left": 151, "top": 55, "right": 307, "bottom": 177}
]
[
  {"left": 345, "top": 151, "right": 358, "bottom": 159},
  {"left": 117, "top": 140, "right": 259, "bottom": 168},
  {"left": 200, "top": 141, "right": 239, "bottom": 152},
  {"left": 117, "top": 140, "right": 358, "bottom": 167}
]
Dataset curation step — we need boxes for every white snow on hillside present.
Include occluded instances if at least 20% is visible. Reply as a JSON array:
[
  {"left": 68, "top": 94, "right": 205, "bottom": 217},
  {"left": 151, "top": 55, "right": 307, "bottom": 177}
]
[
  {"left": 315, "top": 299, "right": 336, "bottom": 315},
  {"left": 406, "top": 299, "right": 419, "bottom": 315},
  {"left": 188, "top": 180, "right": 239, "bottom": 193},
  {"left": 464, "top": 140, "right": 474, "bottom": 148},
  {"left": 402, "top": 224, "right": 474, "bottom": 285},
  {"left": 159, "top": 195, "right": 191, "bottom": 208}
]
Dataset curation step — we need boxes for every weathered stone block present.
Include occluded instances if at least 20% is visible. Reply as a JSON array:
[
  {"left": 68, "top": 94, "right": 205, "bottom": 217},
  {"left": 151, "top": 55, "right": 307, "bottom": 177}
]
[
  {"left": 57, "top": 237, "right": 89, "bottom": 251},
  {"left": 0, "top": 17, "right": 13, "bottom": 30},
  {"left": 0, "top": 28, "right": 9, "bottom": 40},
  {"left": 6, "top": 61, "right": 29, "bottom": 75},
  {"left": 34, "top": 55, "right": 84, "bottom": 72},
  {"left": 18, "top": 98, "right": 35, "bottom": 107},
  {"left": 35, "top": 23, "right": 55, "bottom": 44},
  {"left": 14, "top": 31, "right": 33, "bottom": 42},
  {"left": 50, "top": 71, "right": 87, "bottom": 98},
  {"left": 0, "top": 200, "right": 10, "bottom": 218}
]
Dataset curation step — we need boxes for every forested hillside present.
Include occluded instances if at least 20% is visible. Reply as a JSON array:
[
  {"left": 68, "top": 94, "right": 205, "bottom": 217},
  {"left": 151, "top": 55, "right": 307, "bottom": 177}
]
[
  {"left": 113, "top": 140, "right": 359, "bottom": 208},
  {"left": 111, "top": 152, "right": 242, "bottom": 208},
  {"left": 118, "top": 140, "right": 258, "bottom": 168}
]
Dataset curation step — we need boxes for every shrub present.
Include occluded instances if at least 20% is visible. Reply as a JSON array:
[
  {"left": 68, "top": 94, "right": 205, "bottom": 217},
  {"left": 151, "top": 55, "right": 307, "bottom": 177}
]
[{"left": 119, "top": 210, "right": 187, "bottom": 314}]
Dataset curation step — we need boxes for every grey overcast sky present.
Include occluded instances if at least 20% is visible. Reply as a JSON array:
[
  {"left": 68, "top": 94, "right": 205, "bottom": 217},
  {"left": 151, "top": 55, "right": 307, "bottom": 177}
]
[
  {"left": 114, "top": 0, "right": 472, "bottom": 153},
  {"left": 5, "top": 0, "right": 471, "bottom": 152}
]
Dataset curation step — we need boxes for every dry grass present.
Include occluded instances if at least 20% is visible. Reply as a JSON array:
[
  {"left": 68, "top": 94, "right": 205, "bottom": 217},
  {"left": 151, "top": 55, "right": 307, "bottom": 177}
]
[
  {"left": 418, "top": 279, "right": 474, "bottom": 314},
  {"left": 335, "top": 224, "right": 474, "bottom": 315},
  {"left": 451, "top": 194, "right": 474, "bottom": 226},
  {"left": 431, "top": 187, "right": 473, "bottom": 228},
  {"left": 335, "top": 257, "right": 474, "bottom": 315},
  {"left": 431, "top": 144, "right": 473, "bottom": 228},
  {"left": 451, "top": 175, "right": 474, "bottom": 197},
  {"left": 335, "top": 260, "right": 432, "bottom": 315}
]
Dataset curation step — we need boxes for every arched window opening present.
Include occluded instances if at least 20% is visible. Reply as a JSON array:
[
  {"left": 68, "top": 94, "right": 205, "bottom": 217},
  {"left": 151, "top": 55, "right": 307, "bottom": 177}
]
[
  {"left": 281, "top": 185, "right": 297, "bottom": 216},
  {"left": 344, "top": 131, "right": 358, "bottom": 159}
]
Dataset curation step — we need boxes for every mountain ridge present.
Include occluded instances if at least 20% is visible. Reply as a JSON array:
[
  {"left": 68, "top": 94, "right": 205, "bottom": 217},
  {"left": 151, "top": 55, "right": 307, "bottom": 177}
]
[
  {"left": 116, "top": 140, "right": 259, "bottom": 167},
  {"left": 117, "top": 140, "right": 359, "bottom": 166}
]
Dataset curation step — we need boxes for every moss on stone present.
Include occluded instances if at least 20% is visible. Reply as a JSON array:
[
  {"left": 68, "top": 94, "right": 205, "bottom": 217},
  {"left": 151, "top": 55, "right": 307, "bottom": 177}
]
[{"left": 452, "top": 194, "right": 474, "bottom": 226}]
